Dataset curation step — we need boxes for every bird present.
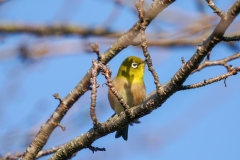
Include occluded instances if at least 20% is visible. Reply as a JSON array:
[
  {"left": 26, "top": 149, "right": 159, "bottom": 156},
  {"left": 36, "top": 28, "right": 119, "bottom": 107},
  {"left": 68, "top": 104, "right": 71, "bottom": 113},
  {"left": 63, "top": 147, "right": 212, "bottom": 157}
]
[{"left": 108, "top": 56, "right": 146, "bottom": 141}]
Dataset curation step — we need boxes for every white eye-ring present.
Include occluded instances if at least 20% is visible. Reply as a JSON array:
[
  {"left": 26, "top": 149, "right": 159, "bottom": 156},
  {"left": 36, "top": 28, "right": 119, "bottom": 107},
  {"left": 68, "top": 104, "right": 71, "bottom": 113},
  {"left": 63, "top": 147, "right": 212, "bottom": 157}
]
[{"left": 131, "top": 62, "right": 138, "bottom": 68}]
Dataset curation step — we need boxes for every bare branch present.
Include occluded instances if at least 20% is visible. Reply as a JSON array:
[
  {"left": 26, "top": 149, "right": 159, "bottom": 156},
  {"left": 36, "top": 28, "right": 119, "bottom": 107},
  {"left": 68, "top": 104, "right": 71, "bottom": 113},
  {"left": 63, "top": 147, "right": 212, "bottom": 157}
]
[
  {"left": 20, "top": 1, "right": 175, "bottom": 159},
  {"left": 99, "top": 62, "right": 130, "bottom": 111},
  {"left": 0, "top": 22, "right": 118, "bottom": 37},
  {"left": 35, "top": 146, "right": 61, "bottom": 159},
  {"left": 192, "top": 52, "right": 240, "bottom": 73},
  {"left": 167, "top": 0, "right": 240, "bottom": 90},
  {"left": 180, "top": 66, "right": 240, "bottom": 90},
  {"left": 206, "top": 0, "right": 224, "bottom": 17},
  {"left": 1, "top": 146, "right": 62, "bottom": 160},
  {"left": 49, "top": 122, "right": 66, "bottom": 131},
  {"left": 91, "top": 43, "right": 102, "bottom": 61},
  {"left": 222, "top": 35, "right": 240, "bottom": 42},
  {"left": 181, "top": 57, "right": 186, "bottom": 65},
  {"left": 136, "top": 0, "right": 162, "bottom": 95},
  {"left": 90, "top": 60, "right": 100, "bottom": 127},
  {"left": 49, "top": 1, "right": 240, "bottom": 160},
  {"left": 88, "top": 145, "right": 106, "bottom": 153},
  {"left": 53, "top": 93, "right": 63, "bottom": 103}
]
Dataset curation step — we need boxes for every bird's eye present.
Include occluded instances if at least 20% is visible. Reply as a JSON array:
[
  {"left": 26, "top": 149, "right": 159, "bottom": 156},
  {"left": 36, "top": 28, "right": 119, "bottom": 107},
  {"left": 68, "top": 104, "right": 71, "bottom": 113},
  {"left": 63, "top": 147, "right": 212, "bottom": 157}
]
[{"left": 131, "top": 62, "right": 138, "bottom": 68}]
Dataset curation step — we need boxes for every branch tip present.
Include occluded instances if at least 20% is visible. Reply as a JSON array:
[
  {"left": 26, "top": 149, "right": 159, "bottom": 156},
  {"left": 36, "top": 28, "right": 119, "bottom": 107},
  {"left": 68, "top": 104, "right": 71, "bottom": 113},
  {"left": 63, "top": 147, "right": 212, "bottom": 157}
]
[
  {"left": 192, "top": 52, "right": 240, "bottom": 74},
  {"left": 181, "top": 57, "right": 185, "bottom": 65},
  {"left": 181, "top": 66, "right": 240, "bottom": 90},
  {"left": 88, "top": 145, "right": 106, "bottom": 153},
  {"left": 224, "top": 78, "right": 227, "bottom": 87},
  {"left": 137, "top": 0, "right": 162, "bottom": 96},
  {"left": 53, "top": 93, "right": 63, "bottom": 103},
  {"left": 50, "top": 122, "right": 66, "bottom": 131},
  {"left": 91, "top": 43, "right": 102, "bottom": 61}
]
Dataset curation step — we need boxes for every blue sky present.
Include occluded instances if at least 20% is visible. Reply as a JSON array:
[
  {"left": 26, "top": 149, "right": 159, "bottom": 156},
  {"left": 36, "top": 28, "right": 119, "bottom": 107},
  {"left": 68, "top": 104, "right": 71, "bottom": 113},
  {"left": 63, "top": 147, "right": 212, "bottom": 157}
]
[{"left": 0, "top": 0, "right": 240, "bottom": 159}]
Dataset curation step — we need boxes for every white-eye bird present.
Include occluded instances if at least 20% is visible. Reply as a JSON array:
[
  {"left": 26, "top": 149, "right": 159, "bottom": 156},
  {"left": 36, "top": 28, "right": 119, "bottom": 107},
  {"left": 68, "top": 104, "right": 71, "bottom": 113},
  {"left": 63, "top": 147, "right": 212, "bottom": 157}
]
[{"left": 108, "top": 56, "right": 146, "bottom": 141}]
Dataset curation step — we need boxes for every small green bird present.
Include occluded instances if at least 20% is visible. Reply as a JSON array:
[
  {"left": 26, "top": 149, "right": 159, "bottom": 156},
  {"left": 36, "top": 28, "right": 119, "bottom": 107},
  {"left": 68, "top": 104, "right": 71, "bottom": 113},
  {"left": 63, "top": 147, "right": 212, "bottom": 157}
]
[{"left": 108, "top": 56, "right": 146, "bottom": 141}]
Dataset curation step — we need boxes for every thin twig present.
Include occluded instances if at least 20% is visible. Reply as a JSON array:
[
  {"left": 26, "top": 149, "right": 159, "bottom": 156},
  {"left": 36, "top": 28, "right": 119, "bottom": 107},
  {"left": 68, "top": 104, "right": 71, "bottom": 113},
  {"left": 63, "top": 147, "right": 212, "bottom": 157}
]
[
  {"left": 99, "top": 62, "right": 130, "bottom": 111},
  {"left": 91, "top": 59, "right": 130, "bottom": 112},
  {"left": 136, "top": 0, "right": 162, "bottom": 95},
  {"left": 224, "top": 78, "right": 227, "bottom": 87},
  {"left": 90, "top": 60, "right": 100, "bottom": 127},
  {"left": 206, "top": 0, "right": 224, "bottom": 17},
  {"left": 192, "top": 52, "right": 240, "bottom": 74},
  {"left": 222, "top": 35, "right": 240, "bottom": 42},
  {"left": 181, "top": 57, "right": 186, "bottom": 65},
  {"left": 1, "top": 146, "right": 62, "bottom": 160},
  {"left": 180, "top": 66, "right": 240, "bottom": 90},
  {"left": 91, "top": 43, "right": 102, "bottom": 61},
  {"left": 35, "top": 146, "right": 62, "bottom": 159},
  {"left": 49, "top": 122, "right": 66, "bottom": 131},
  {"left": 53, "top": 93, "right": 63, "bottom": 103},
  {"left": 88, "top": 145, "right": 106, "bottom": 153}
]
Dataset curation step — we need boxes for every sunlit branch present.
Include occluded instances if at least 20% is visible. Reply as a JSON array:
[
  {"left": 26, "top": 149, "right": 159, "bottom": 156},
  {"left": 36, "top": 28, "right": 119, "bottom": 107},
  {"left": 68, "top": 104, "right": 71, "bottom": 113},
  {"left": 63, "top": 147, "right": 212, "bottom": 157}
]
[
  {"left": 180, "top": 66, "right": 240, "bottom": 90},
  {"left": 192, "top": 52, "right": 240, "bottom": 74},
  {"left": 206, "top": 0, "right": 224, "bottom": 17}
]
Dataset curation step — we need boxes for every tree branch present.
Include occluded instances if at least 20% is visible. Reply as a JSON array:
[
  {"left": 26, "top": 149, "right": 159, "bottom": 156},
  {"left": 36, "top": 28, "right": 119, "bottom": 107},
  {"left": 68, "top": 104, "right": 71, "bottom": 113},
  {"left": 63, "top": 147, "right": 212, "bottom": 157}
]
[
  {"left": 222, "top": 35, "right": 240, "bottom": 42},
  {"left": 48, "top": 1, "right": 240, "bottom": 160},
  {"left": 180, "top": 66, "right": 240, "bottom": 90},
  {"left": 136, "top": 0, "right": 162, "bottom": 95},
  {"left": 99, "top": 62, "right": 130, "bottom": 111},
  {"left": 206, "top": 0, "right": 224, "bottom": 17},
  {"left": 90, "top": 60, "right": 100, "bottom": 127},
  {"left": 1, "top": 145, "right": 62, "bottom": 160},
  {"left": 0, "top": 22, "right": 119, "bottom": 37},
  {"left": 192, "top": 51, "right": 240, "bottom": 73},
  {"left": 20, "top": 0, "right": 175, "bottom": 159}
]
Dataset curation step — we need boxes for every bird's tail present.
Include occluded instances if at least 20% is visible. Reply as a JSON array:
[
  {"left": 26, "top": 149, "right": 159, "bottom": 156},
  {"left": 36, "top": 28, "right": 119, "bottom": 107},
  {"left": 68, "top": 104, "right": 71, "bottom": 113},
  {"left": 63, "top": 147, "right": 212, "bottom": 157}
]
[{"left": 115, "top": 125, "right": 129, "bottom": 141}]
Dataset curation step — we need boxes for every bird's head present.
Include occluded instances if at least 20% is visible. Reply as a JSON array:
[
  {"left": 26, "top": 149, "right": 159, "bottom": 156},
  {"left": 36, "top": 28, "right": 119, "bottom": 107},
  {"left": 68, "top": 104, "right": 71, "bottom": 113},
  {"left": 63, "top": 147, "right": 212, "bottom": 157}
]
[{"left": 117, "top": 56, "right": 145, "bottom": 81}]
